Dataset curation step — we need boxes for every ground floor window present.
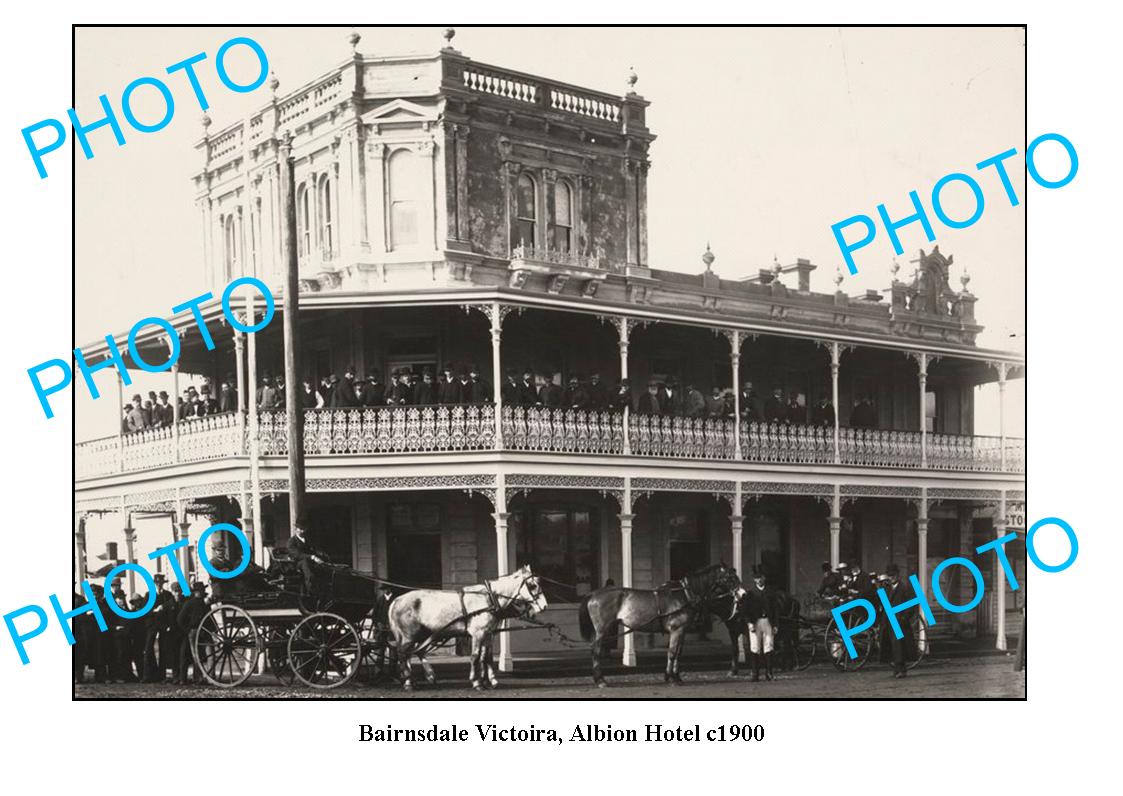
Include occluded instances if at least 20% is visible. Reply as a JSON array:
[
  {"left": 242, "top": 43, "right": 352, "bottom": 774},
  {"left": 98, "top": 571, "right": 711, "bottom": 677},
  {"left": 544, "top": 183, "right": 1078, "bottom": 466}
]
[
  {"left": 387, "top": 503, "right": 442, "bottom": 589},
  {"left": 512, "top": 507, "right": 598, "bottom": 601}
]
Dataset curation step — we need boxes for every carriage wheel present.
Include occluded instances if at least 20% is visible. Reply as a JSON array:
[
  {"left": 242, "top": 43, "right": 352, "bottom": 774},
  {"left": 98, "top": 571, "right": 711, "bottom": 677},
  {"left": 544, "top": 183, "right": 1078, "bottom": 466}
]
[
  {"left": 357, "top": 609, "right": 395, "bottom": 683},
  {"left": 193, "top": 605, "right": 260, "bottom": 688},
  {"left": 298, "top": 594, "right": 335, "bottom": 615},
  {"left": 288, "top": 612, "right": 362, "bottom": 689},
  {"left": 793, "top": 622, "right": 817, "bottom": 671},
  {"left": 264, "top": 625, "right": 296, "bottom": 686},
  {"left": 825, "top": 617, "right": 872, "bottom": 672},
  {"left": 906, "top": 614, "right": 930, "bottom": 670}
]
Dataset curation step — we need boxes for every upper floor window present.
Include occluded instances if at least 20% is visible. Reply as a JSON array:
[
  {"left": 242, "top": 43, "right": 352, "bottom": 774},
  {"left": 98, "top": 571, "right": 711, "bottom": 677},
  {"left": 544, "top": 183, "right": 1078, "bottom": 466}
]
[
  {"left": 223, "top": 214, "right": 238, "bottom": 279},
  {"left": 388, "top": 148, "right": 419, "bottom": 249},
  {"left": 553, "top": 180, "right": 573, "bottom": 254},
  {"left": 318, "top": 175, "right": 334, "bottom": 257},
  {"left": 516, "top": 173, "right": 537, "bottom": 248},
  {"left": 297, "top": 184, "right": 311, "bottom": 258}
]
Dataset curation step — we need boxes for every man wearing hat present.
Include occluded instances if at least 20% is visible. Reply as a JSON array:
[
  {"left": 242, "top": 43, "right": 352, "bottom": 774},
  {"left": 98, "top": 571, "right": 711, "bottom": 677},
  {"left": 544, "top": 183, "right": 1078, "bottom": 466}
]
[
  {"left": 289, "top": 518, "right": 330, "bottom": 594},
  {"left": 388, "top": 370, "right": 412, "bottom": 406},
  {"left": 176, "top": 582, "right": 209, "bottom": 685},
  {"left": 466, "top": 364, "right": 491, "bottom": 404},
  {"left": 764, "top": 387, "right": 785, "bottom": 424},
  {"left": 878, "top": 563, "right": 915, "bottom": 678},
  {"left": 518, "top": 368, "right": 537, "bottom": 407},
  {"left": 744, "top": 569, "right": 779, "bottom": 682},
  {"left": 364, "top": 370, "right": 386, "bottom": 406},
  {"left": 331, "top": 367, "right": 359, "bottom": 408},
  {"left": 437, "top": 364, "right": 459, "bottom": 404},
  {"left": 564, "top": 375, "right": 589, "bottom": 411},
  {"left": 501, "top": 369, "right": 520, "bottom": 407},
  {"left": 413, "top": 369, "right": 436, "bottom": 405},
  {"left": 143, "top": 574, "right": 176, "bottom": 683},
  {"left": 612, "top": 378, "right": 633, "bottom": 413},
  {"left": 817, "top": 562, "right": 844, "bottom": 599}
]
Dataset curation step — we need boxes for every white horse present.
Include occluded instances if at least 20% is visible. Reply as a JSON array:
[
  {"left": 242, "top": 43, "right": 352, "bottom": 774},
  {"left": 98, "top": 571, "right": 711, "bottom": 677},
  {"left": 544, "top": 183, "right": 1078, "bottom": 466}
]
[{"left": 387, "top": 565, "right": 548, "bottom": 691}]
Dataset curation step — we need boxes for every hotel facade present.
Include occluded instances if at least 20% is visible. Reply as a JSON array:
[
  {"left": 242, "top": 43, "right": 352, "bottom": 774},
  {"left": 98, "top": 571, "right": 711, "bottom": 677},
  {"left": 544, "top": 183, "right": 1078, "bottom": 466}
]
[{"left": 74, "top": 33, "right": 1026, "bottom": 669}]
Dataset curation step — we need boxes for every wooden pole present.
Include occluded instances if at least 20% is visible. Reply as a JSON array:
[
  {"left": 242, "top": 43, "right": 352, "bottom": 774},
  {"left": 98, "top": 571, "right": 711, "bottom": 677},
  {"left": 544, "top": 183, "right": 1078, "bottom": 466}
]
[{"left": 279, "top": 134, "right": 305, "bottom": 533}]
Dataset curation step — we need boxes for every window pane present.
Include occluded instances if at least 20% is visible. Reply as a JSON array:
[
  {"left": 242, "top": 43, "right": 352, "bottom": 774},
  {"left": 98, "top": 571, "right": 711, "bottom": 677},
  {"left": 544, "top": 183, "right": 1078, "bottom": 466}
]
[
  {"left": 516, "top": 219, "right": 535, "bottom": 247},
  {"left": 554, "top": 182, "right": 571, "bottom": 226},
  {"left": 517, "top": 174, "right": 536, "bottom": 220},
  {"left": 392, "top": 201, "right": 418, "bottom": 246}
]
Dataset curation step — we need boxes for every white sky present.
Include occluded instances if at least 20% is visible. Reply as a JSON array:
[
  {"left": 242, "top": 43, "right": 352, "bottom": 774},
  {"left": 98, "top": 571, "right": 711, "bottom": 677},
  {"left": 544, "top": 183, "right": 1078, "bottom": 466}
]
[{"left": 74, "top": 26, "right": 1026, "bottom": 562}]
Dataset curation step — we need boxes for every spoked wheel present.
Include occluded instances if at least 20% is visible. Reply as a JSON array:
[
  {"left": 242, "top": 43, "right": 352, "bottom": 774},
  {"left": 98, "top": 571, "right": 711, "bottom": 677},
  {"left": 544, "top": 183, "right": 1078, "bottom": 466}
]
[
  {"left": 793, "top": 621, "right": 817, "bottom": 671},
  {"left": 288, "top": 612, "right": 362, "bottom": 689},
  {"left": 298, "top": 594, "right": 335, "bottom": 615},
  {"left": 264, "top": 625, "right": 296, "bottom": 686},
  {"left": 906, "top": 614, "right": 930, "bottom": 670},
  {"left": 193, "top": 604, "right": 260, "bottom": 688},
  {"left": 825, "top": 616, "right": 872, "bottom": 672},
  {"left": 357, "top": 609, "right": 395, "bottom": 684}
]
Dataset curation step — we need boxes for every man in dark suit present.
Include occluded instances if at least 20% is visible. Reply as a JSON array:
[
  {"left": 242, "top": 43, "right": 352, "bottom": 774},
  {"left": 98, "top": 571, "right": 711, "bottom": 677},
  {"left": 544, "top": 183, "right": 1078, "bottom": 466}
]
[
  {"left": 637, "top": 381, "right": 662, "bottom": 415},
  {"left": 364, "top": 372, "right": 386, "bottom": 406},
  {"left": 586, "top": 373, "right": 608, "bottom": 411},
  {"left": 518, "top": 369, "right": 538, "bottom": 407},
  {"left": 563, "top": 375, "right": 590, "bottom": 410},
  {"left": 218, "top": 382, "right": 238, "bottom": 413},
  {"left": 199, "top": 385, "right": 219, "bottom": 416},
  {"left": 413, "top": 369, "right": 436, "bottom": 405},
  {"left": 785, "top": 394, "right": 804, "bottom": 425},
  {"left": 763, "top": 388, "right": 785, "bottom": 423},
  {"left": 877, "top": 564, "right": 916, "bottom": 678},
  {"left": 288, "top": 519, "right": 330, "bottom": 594},
  {"left": 176, "top": 582, "right": 209, "bottom": 685},
  {"left": 661, "top": 378, "right": 684, "bottom": 417},
  {"left": 389, "top": 370, "right": 412, "bottom": 406},
  {"left": 538, "top": 373, "right": 563, "bottom": 408},
  {"left": 165, "top": 582, "right": 186, "bottom": 683},
  {"left": 811, "top": 397, "right": 836, "bottom": 427},
  {"left": 849, "top": 396, "right": 877, "bottom": 429},
  {"left": 437, "top": 365, "right": 460, "bottom": 404},
  {"left": 467, "top": 365, "right": 491, "bottom": 403},
  {"left": 300, "top": 378, "right": 320, "bottom": 409},
  {"left": 501, "top": 370, "right": 519, "bottom": 407},
  {"left": 143, "top": 574, "right": 176, "bottom": 683},
  {"left": 332, "top": 368, "right": 358, "bottom": 408}
]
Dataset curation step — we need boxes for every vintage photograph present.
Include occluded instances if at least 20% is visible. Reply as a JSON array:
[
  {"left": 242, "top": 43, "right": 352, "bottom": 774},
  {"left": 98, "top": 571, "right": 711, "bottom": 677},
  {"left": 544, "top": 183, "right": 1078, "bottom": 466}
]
[{"left": 72, "top": 25, "right": 1026, "bottom": 698}]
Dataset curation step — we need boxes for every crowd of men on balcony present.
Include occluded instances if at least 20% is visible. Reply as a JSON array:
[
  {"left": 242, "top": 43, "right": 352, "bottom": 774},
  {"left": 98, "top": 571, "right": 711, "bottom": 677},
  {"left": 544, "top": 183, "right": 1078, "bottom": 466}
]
[
  {"left": 117, "top": 362, "right": 882, "bottom": 434},
  {"left": 121, "top": 382, "right": 238, "bottom": 433}
]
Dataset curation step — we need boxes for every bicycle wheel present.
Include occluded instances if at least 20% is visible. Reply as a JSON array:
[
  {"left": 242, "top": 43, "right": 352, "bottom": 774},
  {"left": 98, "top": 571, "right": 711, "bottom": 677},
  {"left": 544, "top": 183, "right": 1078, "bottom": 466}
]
[
  {"left": 906, "top": 614, "right": 929, "bottom": 670},
  {"left": 825, "top": 616, "right": 872, "bottom": 672}
]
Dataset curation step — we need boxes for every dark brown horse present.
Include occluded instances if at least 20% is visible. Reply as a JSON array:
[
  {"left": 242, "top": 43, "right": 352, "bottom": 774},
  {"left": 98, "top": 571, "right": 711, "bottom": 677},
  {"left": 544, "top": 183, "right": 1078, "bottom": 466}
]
[{"left": 577, "top": 563, "right": 742, "bottom": 687}]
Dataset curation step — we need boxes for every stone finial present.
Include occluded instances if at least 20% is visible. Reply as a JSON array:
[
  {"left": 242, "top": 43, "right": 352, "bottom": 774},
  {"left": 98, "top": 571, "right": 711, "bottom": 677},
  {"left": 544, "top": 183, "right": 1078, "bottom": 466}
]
[
  {"left": 443, "top": 28, "right": 456, "bottom": 48},
  {"left": 349, "top": 30, "right": 361, "bottom": 54},
  {"left": 268, "top": 71, "right": 280, "bottom": 94},
  {"left": 201, "top": 113, "right": 212, "bottom": 133},
  {"left": 773, "top": 255, "right": 783, "bottom": 277},
  {"left": 960, "top": 265, "right": 971, "bottom": 290},
  {"left": 834, "top": 266, "right": 844, "bottom": 288},
  {"left": 890, "top": 257, "right": 900, "bottom": 280},
  {"left": 627, "top": 66, "right": 638, "bottom": 93},
  {"left": 702, "top": 242, "right": 715, "bottom": 272}
]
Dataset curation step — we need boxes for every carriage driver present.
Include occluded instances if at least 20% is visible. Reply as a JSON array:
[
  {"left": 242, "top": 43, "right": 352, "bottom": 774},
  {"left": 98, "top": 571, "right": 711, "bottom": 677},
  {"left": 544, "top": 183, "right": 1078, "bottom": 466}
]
[{"left": 289, "top": 517, "right": 330, "bottom": 593}]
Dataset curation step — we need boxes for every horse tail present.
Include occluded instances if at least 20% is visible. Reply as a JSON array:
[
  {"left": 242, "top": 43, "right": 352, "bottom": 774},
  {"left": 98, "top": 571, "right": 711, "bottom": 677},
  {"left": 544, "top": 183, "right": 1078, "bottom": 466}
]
[{"left": 578, "top": 596, "right": 595, "bottom": 641}]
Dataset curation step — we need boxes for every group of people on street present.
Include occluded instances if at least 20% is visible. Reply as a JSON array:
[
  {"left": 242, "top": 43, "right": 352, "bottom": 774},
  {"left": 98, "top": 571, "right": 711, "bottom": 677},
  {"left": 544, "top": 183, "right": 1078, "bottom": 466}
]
[
  {"left": 72, "top": 576, "right": 211, "bottom": 686},
  {"left": 122, "top": 381, "right": 238, "bottom": 434},
  {"left": 818, "top": 560, "right": 917, "bottom": 677}
]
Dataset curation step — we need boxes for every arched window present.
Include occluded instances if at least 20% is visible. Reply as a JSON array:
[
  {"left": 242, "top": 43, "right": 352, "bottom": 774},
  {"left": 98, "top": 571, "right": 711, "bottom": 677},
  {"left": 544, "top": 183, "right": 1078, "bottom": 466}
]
[
  {"left": 297, "top": 184, "right": 311, "bottom": 258},
  {"left": 553, "top": 180, "right": 573, "bottom": 254},
  {"left": 223, "top": 215, "right": 238, "bottom": 279},
  {"left": 516, "top": 173, "right": 536, "bottom": 248},
  {"left": 388, "top": 149, "right": 419, "bottom": 249},
  {"left": 318, "top": 175, "right": 334, "bottom": 258}
]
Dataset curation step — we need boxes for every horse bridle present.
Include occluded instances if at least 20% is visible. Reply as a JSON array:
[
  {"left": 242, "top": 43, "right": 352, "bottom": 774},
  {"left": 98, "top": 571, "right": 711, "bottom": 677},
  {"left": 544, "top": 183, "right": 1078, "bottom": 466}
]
[
  {"left": 679, "top": 569, "right": 742, "bottom": 621},
  {"left": 482, "top": 572, "right": 544, "bottom": 621}
]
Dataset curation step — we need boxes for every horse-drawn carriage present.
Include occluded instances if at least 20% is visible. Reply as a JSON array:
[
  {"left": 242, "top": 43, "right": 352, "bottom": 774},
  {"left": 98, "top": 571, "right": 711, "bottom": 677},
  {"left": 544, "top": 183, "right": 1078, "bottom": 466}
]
[{"left": 191, "top": 552, "right": 392, "bottom": 689}]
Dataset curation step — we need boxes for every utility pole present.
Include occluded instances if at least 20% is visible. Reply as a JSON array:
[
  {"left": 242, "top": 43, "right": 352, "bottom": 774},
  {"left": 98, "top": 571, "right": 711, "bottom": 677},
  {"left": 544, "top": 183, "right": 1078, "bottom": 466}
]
[{"left": 279, "top": 132, "right": 305, "bottom": 532}]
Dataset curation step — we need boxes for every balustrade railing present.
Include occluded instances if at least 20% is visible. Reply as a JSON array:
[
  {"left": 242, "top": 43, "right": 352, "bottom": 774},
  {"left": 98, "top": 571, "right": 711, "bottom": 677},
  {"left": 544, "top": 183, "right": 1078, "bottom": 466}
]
[
  {"left": 76, "top": 405, "right": 1025, "bottom": 477},
  {"left": 629, "top": 413, "right": 737, "bottom": 460},
  {"left": 741, "top": 421, "right": 835, "bottom": 465},
  {"left": 259, "top": 406, "right": 495, "bottom": 455},
  {"left": 503, "top": 406, "right": 623, "bottom": 454}
]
